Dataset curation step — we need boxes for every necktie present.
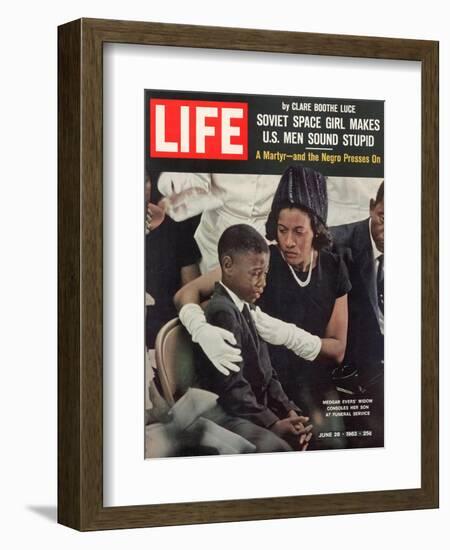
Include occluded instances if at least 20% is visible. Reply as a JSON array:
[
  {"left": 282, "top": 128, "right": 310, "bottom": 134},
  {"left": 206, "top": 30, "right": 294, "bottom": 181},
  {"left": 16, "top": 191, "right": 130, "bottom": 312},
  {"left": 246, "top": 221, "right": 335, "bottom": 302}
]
[
  {"left": 242, "top": 304, "right": 259, "bottom": 346},
  {"left": 377, "top": 254, "right": 384, "bottom": 314}
]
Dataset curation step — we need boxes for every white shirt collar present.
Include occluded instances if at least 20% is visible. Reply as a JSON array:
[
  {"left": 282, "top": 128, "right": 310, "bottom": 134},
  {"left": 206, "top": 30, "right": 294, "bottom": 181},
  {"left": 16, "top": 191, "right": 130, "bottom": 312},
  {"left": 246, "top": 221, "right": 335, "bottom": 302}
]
[
  {"left": 368, "top": 218, "right": 383, "bottom": 261},
  {"left": 219, "top": 281, "right": 246, "bottom": 312}
]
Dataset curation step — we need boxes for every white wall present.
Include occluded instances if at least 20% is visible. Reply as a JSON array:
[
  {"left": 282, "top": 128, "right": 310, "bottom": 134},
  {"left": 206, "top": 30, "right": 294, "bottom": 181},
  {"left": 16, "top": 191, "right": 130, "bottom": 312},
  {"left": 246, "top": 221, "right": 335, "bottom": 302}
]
[{"left": 0, "top": 0, "right": 447, "bottom": 547}]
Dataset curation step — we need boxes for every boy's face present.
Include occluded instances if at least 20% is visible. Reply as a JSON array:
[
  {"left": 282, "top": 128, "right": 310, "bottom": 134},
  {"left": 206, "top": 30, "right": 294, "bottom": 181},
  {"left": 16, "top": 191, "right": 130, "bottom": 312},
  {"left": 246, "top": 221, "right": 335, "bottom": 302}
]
[{"left": 222, "top": 251, "right": 269, "bottom": 303}]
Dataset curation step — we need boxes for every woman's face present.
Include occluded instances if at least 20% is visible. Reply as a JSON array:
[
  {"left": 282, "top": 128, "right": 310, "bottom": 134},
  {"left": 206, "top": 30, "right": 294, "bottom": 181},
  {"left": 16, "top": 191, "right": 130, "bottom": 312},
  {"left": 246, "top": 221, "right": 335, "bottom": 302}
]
[{"left": 277, "top": 207, "right": 314, "bottom": 268}]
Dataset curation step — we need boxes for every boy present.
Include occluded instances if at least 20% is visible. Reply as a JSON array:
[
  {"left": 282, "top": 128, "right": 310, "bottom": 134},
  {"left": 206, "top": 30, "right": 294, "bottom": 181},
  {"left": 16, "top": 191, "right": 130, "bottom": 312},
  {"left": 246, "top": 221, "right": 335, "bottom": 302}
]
[{"left": 197, "top": 224, "right": 312, "bottom": 453}]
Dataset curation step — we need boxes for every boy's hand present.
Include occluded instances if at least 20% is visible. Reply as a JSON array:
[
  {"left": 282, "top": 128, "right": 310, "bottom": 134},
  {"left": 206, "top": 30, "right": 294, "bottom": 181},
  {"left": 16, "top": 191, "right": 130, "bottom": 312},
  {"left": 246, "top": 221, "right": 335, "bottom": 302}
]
[
  {"left": 270, "top": 416, "right": 309, "bottom": 437},
  {"left": 287, "top": 410, "right": 313, "bottom": 450},
  {"left": 270, "top": 413, "right": 313, "bottom": 451}
]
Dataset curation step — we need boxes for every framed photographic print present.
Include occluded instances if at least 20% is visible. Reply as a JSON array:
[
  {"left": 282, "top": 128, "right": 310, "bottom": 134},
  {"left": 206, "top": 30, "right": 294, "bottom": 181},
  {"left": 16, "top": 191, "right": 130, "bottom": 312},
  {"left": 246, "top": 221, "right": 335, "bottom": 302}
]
[{"left": 58, "top": 18, "right": 439, "bottom": 530}]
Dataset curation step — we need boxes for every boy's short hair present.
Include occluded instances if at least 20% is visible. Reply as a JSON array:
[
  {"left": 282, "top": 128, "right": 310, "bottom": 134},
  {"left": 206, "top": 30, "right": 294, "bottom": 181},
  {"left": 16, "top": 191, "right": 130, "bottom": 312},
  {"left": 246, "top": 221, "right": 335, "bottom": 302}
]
[{"left": 218, "top": 224, "right": 269, "bottom": 266}]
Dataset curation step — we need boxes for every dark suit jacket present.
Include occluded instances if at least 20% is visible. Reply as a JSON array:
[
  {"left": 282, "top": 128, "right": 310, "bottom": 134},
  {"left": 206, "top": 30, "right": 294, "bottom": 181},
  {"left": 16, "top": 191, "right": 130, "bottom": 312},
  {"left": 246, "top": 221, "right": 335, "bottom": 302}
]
[
  {"left": 331, "top": 219, "right": 384, "bottom": 386},
  {"left": 197, "top": 283, "right": 301, "bottom": 428}
]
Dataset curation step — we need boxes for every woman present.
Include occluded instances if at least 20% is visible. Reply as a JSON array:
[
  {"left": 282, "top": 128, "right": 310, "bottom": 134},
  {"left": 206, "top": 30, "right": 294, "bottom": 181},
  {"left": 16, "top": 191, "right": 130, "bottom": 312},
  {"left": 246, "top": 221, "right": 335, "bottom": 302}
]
[
  {"left": 255, "top": 166, "right": 351, "bottom": 448},
  {"left": 175, "top": 166, "right": 351, "bottom": 449}
]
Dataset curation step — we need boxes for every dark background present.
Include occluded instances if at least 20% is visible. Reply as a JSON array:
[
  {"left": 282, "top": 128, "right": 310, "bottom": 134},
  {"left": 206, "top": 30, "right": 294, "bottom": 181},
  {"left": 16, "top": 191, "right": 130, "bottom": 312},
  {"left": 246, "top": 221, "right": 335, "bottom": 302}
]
[{"left": 145, "top": 89, "right": 384, "bottom": 177}]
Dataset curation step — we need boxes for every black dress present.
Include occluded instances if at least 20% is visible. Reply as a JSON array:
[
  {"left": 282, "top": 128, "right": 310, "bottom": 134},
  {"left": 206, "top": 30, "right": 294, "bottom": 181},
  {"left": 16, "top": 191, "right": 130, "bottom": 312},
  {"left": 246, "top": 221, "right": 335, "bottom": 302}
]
[{"left": 258, "top": 245, "right": 351, "bottom": 449}]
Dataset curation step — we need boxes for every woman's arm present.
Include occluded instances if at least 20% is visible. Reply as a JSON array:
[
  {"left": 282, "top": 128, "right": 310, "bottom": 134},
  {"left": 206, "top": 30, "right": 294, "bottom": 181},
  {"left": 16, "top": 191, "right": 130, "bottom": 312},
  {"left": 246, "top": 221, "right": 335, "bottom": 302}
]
[
  {"left": 318, "top": 294, "right": 348, "bottom": 365},
  {"left": 180, "top": 263, "right": 201, "bottom": 287},
  {"left": 251, "top": 295, "right": 348, "bottom": 366},
  {"left": 174, "top": 266, "right": 222, "bottom": 311}
]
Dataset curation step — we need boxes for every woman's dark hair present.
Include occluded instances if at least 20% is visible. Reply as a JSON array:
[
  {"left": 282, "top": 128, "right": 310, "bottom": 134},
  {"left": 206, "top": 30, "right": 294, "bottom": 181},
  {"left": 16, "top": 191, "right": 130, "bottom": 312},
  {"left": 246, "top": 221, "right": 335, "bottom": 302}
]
[{"left": 266, "top": 165, "right": 331, "bottom": 250}]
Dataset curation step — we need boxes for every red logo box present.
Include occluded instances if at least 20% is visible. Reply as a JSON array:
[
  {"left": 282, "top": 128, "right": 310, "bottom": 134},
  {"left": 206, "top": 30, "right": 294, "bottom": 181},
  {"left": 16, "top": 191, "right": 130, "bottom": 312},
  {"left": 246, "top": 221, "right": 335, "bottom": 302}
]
[{"left": 150, "top": 98, "right": 248, "bottom": 160}]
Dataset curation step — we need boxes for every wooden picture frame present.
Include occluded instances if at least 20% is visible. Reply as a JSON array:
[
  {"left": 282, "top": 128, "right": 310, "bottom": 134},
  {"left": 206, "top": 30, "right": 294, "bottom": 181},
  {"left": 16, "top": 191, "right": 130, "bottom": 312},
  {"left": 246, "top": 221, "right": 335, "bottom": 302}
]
[{"left": 58, "top": 18, "right": 439, "bottom": 531}]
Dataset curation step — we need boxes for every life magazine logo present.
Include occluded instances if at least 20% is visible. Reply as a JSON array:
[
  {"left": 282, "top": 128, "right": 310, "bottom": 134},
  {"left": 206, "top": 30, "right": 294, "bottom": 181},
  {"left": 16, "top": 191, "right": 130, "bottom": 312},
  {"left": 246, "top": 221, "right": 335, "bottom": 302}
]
[{"left": 149, "top": 98, "right": 248, "bottom": 160}]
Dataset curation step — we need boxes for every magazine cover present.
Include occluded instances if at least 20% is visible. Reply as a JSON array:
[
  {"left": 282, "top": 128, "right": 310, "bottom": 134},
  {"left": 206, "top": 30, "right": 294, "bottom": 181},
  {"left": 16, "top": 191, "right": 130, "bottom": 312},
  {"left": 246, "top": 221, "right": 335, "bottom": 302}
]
[{"left": 144, "top": 89, "right": 384, "bottom": 457}]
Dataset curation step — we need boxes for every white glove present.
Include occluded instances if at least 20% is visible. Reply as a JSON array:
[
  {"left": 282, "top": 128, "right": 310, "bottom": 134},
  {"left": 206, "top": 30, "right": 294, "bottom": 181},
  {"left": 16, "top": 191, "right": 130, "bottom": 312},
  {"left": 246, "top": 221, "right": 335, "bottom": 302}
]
[
  {"left": 251, "top": 306, "right": 321, "bottom": 361},
  {"left": 179, "top": 304, "right": 241, "bottom": 376}
]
